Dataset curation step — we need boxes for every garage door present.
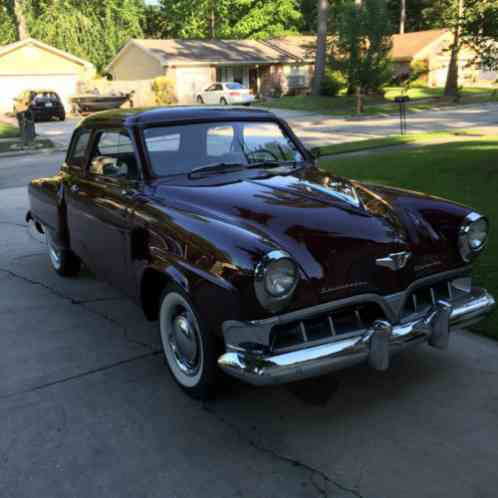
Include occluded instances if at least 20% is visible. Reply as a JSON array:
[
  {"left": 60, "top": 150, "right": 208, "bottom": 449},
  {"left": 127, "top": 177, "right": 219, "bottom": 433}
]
[
  {"left": 0, "top": 74, "right": 78, "bottom": 113},
  {"left": 176, "top": 67, "right": 211, "bottom": 104}
]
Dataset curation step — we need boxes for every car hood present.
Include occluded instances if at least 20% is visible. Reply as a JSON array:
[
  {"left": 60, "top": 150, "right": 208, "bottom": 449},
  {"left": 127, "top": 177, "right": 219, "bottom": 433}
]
[{"left": 150, "top": 166, "right": 470, "bottom": 301}]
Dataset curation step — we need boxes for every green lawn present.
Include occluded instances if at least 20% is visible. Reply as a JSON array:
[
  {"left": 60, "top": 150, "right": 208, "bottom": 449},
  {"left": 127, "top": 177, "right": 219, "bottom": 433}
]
[
  {"left": 259, "top": 86, "right": 497, "bottom": 116},
  {"left": 0, "top": 121, "right": 20, "bottom": 138},
  {"left": 316, "top": 130, "right": 478, "bottom": 156},
  {"left": 320, "top": 136, "right": 498, "bottom": 339}
]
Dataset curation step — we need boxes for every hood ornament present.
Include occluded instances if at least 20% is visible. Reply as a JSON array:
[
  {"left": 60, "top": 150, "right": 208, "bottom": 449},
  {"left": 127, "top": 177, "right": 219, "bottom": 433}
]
[{"left": 376, "top": 251, "right": 412, "bottom": 271}]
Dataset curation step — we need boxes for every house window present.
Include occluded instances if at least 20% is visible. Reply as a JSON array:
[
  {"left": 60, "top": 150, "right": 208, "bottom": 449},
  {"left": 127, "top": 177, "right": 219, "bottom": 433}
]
[
  {"left": 479, "top": 61, "right": 497, "bottom": 81},
  {"left": 284, "top": 65, "right": 308, "bottom": 89}
]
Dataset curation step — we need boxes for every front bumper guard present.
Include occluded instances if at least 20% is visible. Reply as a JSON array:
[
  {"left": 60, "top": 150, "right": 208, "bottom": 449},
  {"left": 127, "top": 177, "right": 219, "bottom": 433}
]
[{"left": 218, "top": 287, "right": 495, "bottom": 386}]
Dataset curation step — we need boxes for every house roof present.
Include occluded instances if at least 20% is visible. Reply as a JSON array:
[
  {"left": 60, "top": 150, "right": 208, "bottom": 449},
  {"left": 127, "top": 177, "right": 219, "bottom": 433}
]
[
  {"left": 107, "top": 37, "right": 315, "bottom": 71},
  {"left": 0, "top": 38, "right": 94, "bottom": 68},
  {"left": 391, "top": 29, "right": 450, "bottom": 61}
]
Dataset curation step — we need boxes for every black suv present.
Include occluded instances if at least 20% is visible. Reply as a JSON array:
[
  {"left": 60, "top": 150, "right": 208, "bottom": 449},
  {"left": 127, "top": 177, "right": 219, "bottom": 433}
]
[{"left": 13, "top": 90, "right": 66, "bottom": 122}]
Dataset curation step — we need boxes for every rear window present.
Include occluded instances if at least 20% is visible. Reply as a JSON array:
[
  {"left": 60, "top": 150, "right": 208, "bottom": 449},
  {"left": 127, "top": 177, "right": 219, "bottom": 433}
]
[{"left": 225, "top": 83, "right": 244, "bottom": 90}]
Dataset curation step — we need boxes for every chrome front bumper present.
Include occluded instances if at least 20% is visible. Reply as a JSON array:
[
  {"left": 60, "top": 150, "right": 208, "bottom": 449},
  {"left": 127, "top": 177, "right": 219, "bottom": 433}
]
[{"left": 218, "top": 287, "right": 495, "bottom": 386}]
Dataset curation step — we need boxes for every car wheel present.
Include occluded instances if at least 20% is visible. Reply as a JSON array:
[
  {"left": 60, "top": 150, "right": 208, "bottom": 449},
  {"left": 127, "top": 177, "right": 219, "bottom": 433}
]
[
  {"left": 220, "top": 98, "right": 228, "bottom": 105},
  {"left": 59, "top": 113, "right": 66, "bottom": 121},
  {"left": 159, "top": 284, "right": 218, "bottom": 399},
  {"left": 45, "top": 228, "right": 81, "bottom": 277},
  {"left": 196, "top": 96, "right": 204, "bottom": 104}
]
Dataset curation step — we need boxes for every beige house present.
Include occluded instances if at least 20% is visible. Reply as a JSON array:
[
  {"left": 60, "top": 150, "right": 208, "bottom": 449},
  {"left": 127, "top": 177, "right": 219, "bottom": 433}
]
[
  {"left": 0, "top": 38, "right": 95, "bottom": 113},
  {"left": 391, "top": 29, "right": 497, "bottom": 87},
  {"left": 106, "top": 37, "right": 316, "bottom": 103}
]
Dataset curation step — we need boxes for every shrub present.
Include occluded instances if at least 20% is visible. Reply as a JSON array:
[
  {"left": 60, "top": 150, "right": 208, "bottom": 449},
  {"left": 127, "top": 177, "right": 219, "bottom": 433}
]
[
  {"left": 321, "top": 68, "right": 346, "bottom": 97},
  {"left": 151, "top": 77, "right": 177, "bottom": 105}
]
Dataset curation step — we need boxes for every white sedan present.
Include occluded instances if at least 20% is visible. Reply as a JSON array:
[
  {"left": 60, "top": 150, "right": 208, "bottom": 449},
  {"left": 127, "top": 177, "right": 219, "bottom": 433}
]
[{"left": 196, "top": 82, "right": 255, "bottom": 106}]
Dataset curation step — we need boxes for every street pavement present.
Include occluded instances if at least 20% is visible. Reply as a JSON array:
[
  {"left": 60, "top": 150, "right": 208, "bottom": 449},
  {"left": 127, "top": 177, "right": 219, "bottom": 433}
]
[
  {"left": 34, "top": 102, "right": 498, "bottom": 150},
  {"left": 1, "top": 109, "right": 498, "bottom": 498}
]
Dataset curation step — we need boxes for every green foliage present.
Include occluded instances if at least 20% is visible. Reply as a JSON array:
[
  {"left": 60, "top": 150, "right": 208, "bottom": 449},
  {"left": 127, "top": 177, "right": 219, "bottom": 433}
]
[
  {"left": 151, "top": 77, "right": 177, "bottom": 105},
  {"left": 11, "top": 0, "right": 145, "bottom": 71},
  {"left": 0, "top": 3, "right": 17, "bottom": 44},
  {"left": 321, "top": 68, "right": 346, "bottom": 97},
  {"left": 155, "top": 0, "right": 302, "bottom": 39},
  {"left": 333, "top": 0, "right": 393, "bottom": 94},
  {"left": 461, "top": 0, "right": 498, "bottom": 71}
]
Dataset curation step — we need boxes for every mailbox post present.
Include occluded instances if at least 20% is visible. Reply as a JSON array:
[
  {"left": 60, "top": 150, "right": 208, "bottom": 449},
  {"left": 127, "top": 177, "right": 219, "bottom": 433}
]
[
  {"left": 394, "top": 95, "right": 410, "bottom": 135},
  {"left": 16, "top": 108, "right": 36, "bottom": 147}
]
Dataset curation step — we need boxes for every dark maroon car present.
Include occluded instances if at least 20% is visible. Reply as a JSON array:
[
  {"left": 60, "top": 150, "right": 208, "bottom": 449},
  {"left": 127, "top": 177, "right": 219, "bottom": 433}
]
[{"left": 27, "top": 107, "right": 495, "bottom": 399}]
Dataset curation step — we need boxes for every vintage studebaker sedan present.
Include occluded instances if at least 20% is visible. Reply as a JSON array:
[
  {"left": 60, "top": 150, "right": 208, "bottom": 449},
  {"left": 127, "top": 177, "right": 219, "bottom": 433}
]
[{"left": 27, "top": 107, "right": 495, "bottom": 398}]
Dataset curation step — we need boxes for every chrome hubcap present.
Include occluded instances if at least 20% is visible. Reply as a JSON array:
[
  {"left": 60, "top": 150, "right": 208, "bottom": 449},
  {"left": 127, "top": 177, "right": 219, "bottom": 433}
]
[
  {"left": 168, "top": 311, "right": 200, "bottom": 375},
  {"left": 46, "top": 230, "right": 61, "bottom": 269}
]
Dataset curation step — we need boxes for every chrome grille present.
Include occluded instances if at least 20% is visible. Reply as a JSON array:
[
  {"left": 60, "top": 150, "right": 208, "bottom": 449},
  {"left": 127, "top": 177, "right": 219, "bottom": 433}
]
[
  {"left": 401, "top": 279, "right": 469, "bottom": 319},
  {"left": 270, "top": 303, "right": 385, "bottom": 353}
]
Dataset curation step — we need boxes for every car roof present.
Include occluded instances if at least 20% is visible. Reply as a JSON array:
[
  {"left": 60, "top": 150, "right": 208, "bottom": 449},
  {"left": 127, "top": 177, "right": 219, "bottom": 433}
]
[{"left": 80, "top": 106, "right": 276, "bottom": 128}]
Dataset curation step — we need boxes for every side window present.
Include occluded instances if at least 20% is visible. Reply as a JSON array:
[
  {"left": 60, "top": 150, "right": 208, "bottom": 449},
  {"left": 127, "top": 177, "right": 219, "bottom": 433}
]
[
  {"left": 89, "top": 130, "right": 138, "bottom": 180},
  {"left": 215, "top": 84, "right": 223, "bottom": 91},
  {"left": 67, "top": 129, "right": 91, "bottom": 168},
  {"left": 207, "top": 125, "right": 235, "bottom": 157}
]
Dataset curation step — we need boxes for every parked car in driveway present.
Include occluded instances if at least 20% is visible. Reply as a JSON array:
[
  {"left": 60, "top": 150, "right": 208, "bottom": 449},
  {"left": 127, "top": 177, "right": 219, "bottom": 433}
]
[
  {"left": 26, "top": 106, "right": 495, "bottom": 399},
  {"left": 13, "top": 90, "right": 66, "bottom": 121},
  {"left": 197, "top": 82, "right": 254, "bottom": 106}
]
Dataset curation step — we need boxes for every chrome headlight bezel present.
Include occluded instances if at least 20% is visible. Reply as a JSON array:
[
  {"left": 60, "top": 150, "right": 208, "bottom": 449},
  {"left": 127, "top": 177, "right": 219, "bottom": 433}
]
[
  {"left": 458, "top": 212, "right": 489, "bottom": 262},
  {"left": 254, "top": 251, "right": 299, "bottom": 311}
]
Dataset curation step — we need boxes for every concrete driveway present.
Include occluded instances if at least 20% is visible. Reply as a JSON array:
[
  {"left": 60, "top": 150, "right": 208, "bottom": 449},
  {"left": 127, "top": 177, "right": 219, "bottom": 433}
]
[
  {"left": 1, "top": 152, "right": 498, "bottom": 498},
  {"left": 34, "top": 103, "right": 498, "bottom": 150}
]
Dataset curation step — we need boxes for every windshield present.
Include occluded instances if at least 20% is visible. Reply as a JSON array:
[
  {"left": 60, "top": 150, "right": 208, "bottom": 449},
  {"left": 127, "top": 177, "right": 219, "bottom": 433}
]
[{"left": 144, "top": 121, "right": 304, "bottom": 177}]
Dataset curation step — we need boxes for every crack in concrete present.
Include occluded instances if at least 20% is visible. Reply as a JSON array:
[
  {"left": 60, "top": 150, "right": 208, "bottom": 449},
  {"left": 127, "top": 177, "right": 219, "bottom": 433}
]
[
  {"left": 202, "top": 404, "right": 364, "bottom": 498},
  {"left": 0, "top": 266, "right": 159, "bottom": 351},
  {"left": 0, "top": 221, "right": 26, "bottom": 228},
  {"left": 0, "top": 351, "right": 161, "bottom": 401}
]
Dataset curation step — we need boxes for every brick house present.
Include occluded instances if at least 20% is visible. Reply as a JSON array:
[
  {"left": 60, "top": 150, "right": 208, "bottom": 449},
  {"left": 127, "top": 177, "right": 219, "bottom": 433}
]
[{"left": 106, "top": 37, "right": 316, "bottom": 103}]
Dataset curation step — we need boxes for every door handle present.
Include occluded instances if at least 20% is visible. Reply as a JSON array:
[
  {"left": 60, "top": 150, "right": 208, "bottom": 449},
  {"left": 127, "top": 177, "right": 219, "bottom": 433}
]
[{"left": 71, "top": 184, "right": 80, "bottom": 193}]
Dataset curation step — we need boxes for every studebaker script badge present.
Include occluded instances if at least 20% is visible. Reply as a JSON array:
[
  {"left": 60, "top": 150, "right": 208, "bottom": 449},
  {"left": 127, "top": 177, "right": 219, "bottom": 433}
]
[{"left": 376, "top": 251, "right": 412, "bottom": 271}]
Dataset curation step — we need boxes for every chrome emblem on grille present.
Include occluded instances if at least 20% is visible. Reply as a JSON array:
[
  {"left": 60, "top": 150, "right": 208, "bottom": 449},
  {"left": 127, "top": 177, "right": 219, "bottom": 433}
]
[{"left": 376, "top": 251, "right": 412, "bottom": 271}]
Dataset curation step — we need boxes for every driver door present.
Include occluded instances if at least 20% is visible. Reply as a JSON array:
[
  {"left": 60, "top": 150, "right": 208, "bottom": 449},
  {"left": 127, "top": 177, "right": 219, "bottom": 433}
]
[{"left": 65, "top": 129, "right": 141, "bottom": 294}]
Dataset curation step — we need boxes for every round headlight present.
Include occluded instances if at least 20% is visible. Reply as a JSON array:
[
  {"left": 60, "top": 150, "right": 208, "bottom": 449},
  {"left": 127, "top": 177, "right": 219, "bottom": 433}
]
[
  {"left": 459, "top": 212, "right": 488, "bottom": 262},
  {"left": 264, "top": 258, "right": 297, "bottom": 297},
  {"left": 254, "top": 251, "right": 299, "bottom": 311}
]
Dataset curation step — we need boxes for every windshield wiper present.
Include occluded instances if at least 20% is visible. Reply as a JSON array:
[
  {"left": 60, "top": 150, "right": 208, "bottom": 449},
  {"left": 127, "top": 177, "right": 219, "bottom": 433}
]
[
  {"left": 188, "top": 162, "right": 246, "bottom": 179},
  {"left": 247, "top": 160, "right": 298, "bottom": 169}
]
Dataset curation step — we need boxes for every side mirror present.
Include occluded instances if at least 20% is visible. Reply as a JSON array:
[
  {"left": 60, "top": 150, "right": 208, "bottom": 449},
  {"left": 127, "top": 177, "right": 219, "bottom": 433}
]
[
  {"left": 309, "top": 147, "right": 321, "bottom": 160},
  {"left": 90, "top": 156, "right": 117, "bottom": 176}
]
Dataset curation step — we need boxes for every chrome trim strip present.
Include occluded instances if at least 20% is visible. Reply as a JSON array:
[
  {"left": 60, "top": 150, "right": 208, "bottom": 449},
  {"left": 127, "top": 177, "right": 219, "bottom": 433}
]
[{"left": 218, "top": 287, "right": 495, "bottom": 386}]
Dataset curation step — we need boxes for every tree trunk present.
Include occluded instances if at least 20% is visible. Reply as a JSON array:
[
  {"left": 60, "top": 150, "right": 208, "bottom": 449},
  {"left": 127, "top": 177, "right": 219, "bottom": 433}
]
[
  {"left": 311, "top": 0, "right": 329, "bottom": 96},
  {"left": 444, "top": 0, "right": 464, "bottom": 98},
  {"left": 355, "top": 0, "right": 363, "bottom": 112},
  {"left": 14, "top": 0, "right": 29, "bottom": 40},
  {"left": 400, "top": 0, "right": 406, "bottom": 34},
  {"left": 209, "top": 0, "right": 215, "bottom": 38}
]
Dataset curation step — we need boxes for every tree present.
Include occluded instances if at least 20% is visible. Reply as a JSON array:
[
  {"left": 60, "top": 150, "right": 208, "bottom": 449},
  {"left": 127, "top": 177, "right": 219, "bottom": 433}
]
[
  {"left": 157, "top": 0, "right": 302, "bottom": 40},
  {"left": 444, "top": 0, "right": 464, "bottom": 97},
  {"left": 312, "top": 0, "right": 329, "bottom": 96},
  {"left": 461, "top": 0, "right": 498, "bottom": 71},
  {"left": 399, "top": 0, "right": 406, "bottom": 34},
  {"left": 10, "top": 0, "right": 29, "bottom": 39},
  {"left": 0, "top": 3, "right": 17, "bottom": 44},
  {"left": 333, "top": 0, "right": 393, "bottom": 113},
  {"left": 24, "top": 0, "right": 145, "bottom": 71}
]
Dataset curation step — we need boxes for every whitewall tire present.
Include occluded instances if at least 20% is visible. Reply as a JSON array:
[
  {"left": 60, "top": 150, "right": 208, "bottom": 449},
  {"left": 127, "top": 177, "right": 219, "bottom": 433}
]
[
  {"left": 159, "top": 284, "right": 217, "bottom": 399},
  {"left": 45, "top": 228, "right": 80, "bottom": 277}
]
